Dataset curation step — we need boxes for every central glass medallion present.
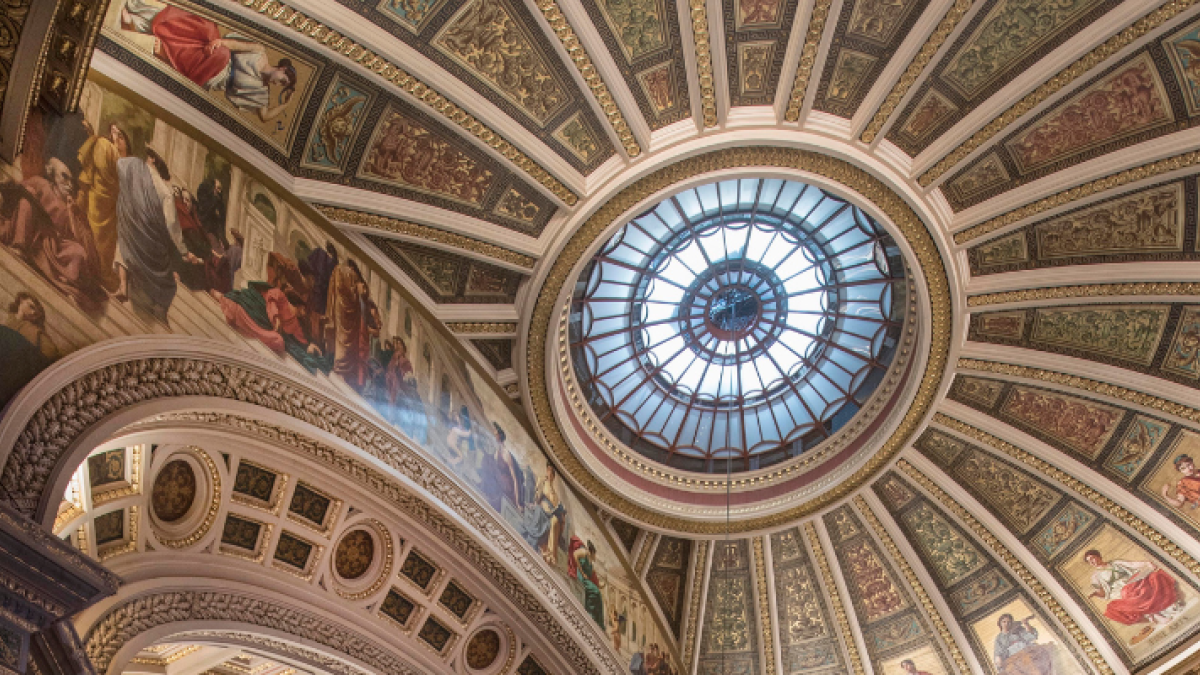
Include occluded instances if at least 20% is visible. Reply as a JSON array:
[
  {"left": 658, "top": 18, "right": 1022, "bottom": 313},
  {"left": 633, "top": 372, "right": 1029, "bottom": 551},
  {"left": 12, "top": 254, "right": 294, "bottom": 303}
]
[{"left": 570, "top": 178, "right": 905, "bottom": 472}]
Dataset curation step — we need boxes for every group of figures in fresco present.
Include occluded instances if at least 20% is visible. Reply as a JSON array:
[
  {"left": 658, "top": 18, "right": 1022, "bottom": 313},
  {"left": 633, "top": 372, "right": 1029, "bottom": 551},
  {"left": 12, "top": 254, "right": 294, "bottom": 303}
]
[{"left": 0, "top": 5, "right": 672, "bottom": 664}]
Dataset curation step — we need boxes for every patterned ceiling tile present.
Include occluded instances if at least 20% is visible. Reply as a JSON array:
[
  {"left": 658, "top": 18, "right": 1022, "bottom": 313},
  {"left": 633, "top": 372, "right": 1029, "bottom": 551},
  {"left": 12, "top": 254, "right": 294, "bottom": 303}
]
[
  {"left": 769, "top": 527, "right": 844, "bottom": 673},
  {"left": 578, "top": 0, "right": 691, "bottom": 129},
  {"left": 969, "top": 302, "right": 1200, "bottom": 391},
  {"left": 340, "top": 94, "right": 557, "bottom": 235},
  {"left": 811, "top": 0, "right": 929, "bottom": 117},
  {"left": 699, "top": 539, "right": 759, "bottom": 675},
  {"left": 332, "top": 0, "right": 614, "bottom": 173},
  {"left": 885, "top": 0, "right": 1122, "bottom": 157},
  {"left": 368, "top": 236, "right": 524, "bottom": 304},
  {"left": 471, "top": 339, "right": 514, "bottom": 371},
  {"left": 942, "top": 48, "right": 1188, "bottom": 210},
  {"left": 967, "top": 178, "right": 1198, "bottom": 277},
  {"left": 646, "top": 536, "right": 692, "bottom": 639},
  {"left": 724, "top": 0, "right": 804, "bottom": 107},
  {"left": 610, "top": 517, "right": 642, "bottom": 553},
  {"left": 873, "top": 471, "right": 1096, "bottom": 675},
  {"left": 822, "top": 505, "right": 956, "bottom": 674}
]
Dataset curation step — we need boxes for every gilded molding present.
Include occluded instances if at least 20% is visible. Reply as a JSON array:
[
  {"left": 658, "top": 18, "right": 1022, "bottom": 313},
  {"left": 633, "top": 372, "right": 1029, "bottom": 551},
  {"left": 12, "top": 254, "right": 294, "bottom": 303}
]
[
  {"left": 237, "top": 0, "right": 579, "bottom": 206},
  {"left": 783, "top": 0, "right": 833, "bottom": 122},
  {"left": 85, "top": 592, "right": 423, "bottom": 675},
  {"left": 689, "top": 0, "right": 717, "bottom": 127},
  {"left": 853, "top": 496, "right": 970, "bottom": 675},
  {"left": 175, "top": 631, "right": 374, "bottom": 675},
  {"left": 953, "top": 146, "right": 1200, "bottom": 243},
  {"left": 920, "top": 0, "right": 1200, "bottom": 187},
  {"left": 334, "top": 519, "right": 394, "bottom": 601},
  {"left": 932, "top": 413, "right": 1200, "bottom": 578},
  {"left": 803, "top": 522, "right": 864, "bottom": 675},
  {"left": 634, "top": 533, "right": 658, "bottom": 576},
  {"left": 967, "top": 282, "right": 1200, "bottom": 307},
  {"left": 526, "top": 146, "right": 950, "bottom": 532},
  {"left": 897, "top": 459, "right": 1114, "bottom": 675},
  {"left": 315, "top": 206, "right": 537, "bottom": 270},
  {"left": 445, "top": 322, "right": 520, "bottom": 335},
  {"left": 681, "top": 539, "right": 709, "bottom": 670},
  {"left": 957, "top": 357, "right": 1200, "bottom": 425},
  {"left": 533, "top": 0, "right": 641, "bottom": 157},
  {"left": 859, "top": 0, "right": 975, "bottom": 143},
  {"left": 752, "top": 537, "right": 776, "bottom": 675},
  {"left": 130, "top": 645, "right": 203, "bottom": 666}
]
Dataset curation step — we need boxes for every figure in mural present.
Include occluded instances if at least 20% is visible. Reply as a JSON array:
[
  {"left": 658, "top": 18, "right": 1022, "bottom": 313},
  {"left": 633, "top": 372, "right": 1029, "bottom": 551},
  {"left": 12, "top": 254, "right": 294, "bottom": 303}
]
[
  {"left": 477, "top": 422, "right": 525, "bottom": 512},
  {"left": 534, "top": 463, "right": 567, "bottom": 566},
  {"left": 385, "top": 337, "right": 426, "bottom": 442},
  {"left": 899, "top": 660, "right": 934, "bottom": 675},
  {"left": 569, "top": 536, "right": 606, "bottom": 627},
  {"left": 326, "top": 258, "right": 371, "bottom": 389},
  {"left": 0, "top": 294, "right": 58, "bottom": 404},
  {"left": 77, "top": 120, "right": 130, "bottom": 291},
  {"left": 115, "top": 148, "right": 197, "bottom": 322},
  {"left": 1162, "top": 454, "right": 1200, "bottom": 510},
  {"left": 0, "top": 157, "right": 107, "bottom": 311},
  {"left": 196, "top": 177, "right": 226, "bottom": 244},
  {"left": 120, "top": 0, "right": 297, "bottom": 121},
  {"left": 993, "top": 614, "right": 1054, "bottom": 675},
  {"left": 609, "top": 607, "right": 622, "bottom": 651},
  {"left": 1085, "top": 550, "right": 1184, "bottom": 643}
]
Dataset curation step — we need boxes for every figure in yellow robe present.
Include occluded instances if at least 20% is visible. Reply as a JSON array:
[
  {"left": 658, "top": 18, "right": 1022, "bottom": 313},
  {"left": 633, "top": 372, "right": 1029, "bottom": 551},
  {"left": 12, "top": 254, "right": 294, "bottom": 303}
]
[{"left": 77, "top": 121, "right": 130, "bottom": 291}]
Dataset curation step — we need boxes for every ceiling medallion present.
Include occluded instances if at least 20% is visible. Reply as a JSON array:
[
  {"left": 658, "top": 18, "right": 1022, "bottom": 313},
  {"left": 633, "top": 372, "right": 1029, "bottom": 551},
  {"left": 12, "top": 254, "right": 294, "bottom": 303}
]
[
  {"left": 569, "top": 179, "right": 905, "bottom": 474},
  {"left": 528, "top": 147, "right": 951, "bottom": 533}
]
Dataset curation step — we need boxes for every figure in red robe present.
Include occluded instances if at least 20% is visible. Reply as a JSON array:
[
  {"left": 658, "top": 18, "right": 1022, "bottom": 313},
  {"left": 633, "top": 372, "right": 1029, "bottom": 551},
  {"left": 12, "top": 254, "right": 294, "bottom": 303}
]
[
  {"left": 1086, "top": 550, "right": 1183, "bottom": 644},
  {"left": 1163, "top": 454, "right": 1200, "bottom": 510}
]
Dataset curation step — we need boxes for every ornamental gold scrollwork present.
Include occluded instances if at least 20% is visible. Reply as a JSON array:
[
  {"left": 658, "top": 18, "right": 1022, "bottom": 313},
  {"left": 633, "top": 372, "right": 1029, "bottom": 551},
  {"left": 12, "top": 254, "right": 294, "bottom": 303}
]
[
  {"left": 967, "top": 282, "right": 1200, "bottom": 307},
  {"left": 238, "top": 0, "right": 578, "bottom": 205},
  {"left": 783, "top": 0, "right": 833, "bottom": 122},
  {"left": 919, "top": 0, "right": 1200, "bottom": 187},
  {"left": 897, "top": 459, "right": 1114, "bottom": 675},
  {"left": 803, "top": 523, "right": 865, "bottom": 675},
  {"left": 852, "top": 496, "right": 971, "bottom": 675},
  {"left": 682, "top": 539, "right": 709, "bottom": 671},
  {"left": 956, "top": 358, "right": 1200, "bottom": 426},
  {"left": 533, "top": 0, "right": 641, "bottom": 157},
  {"left": 527, "top": 146, "right": 951, "bottom": 533},
  {"left": 689, "top": 0, "right": 717, "bottom": 127},
  {"left": 315, "top": 206, "right": 537, "bottom": 269},
  {"left": 932, "top": 413, "right": 1200, "bottom": 580},
  {"left": 752, "top": 537, "right": 777, "bottom": 675},
  {"left": 859, "top": 0, "right": 975, "bottom": 143}
]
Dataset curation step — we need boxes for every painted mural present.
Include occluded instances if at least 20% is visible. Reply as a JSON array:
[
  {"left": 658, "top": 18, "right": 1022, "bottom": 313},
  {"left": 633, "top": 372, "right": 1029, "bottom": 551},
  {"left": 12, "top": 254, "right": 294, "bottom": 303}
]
[
  {"left": 0, "top": 76, "right": 672, "bottom": 673},
  {"left": 875, "top": 471, "right": 1090, "bottom": 675},
  {"left": 723, "top": 0, "right": 803, "bottom": 108},
  {"left": 915, "top": 428, "right": 1200, "bottom": 667},
  {"left": 967, "top": 179, "right": 1191, "bottom": 277},
  {"left": 102, "top": 0, "right": 318, "bottom": 153}
]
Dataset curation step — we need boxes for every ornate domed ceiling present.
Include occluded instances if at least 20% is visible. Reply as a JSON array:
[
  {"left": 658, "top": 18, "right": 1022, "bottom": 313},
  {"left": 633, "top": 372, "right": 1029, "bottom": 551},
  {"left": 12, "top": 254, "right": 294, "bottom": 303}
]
[{"left": 4, "top": 1, "right": 1200, "bottom": 675}]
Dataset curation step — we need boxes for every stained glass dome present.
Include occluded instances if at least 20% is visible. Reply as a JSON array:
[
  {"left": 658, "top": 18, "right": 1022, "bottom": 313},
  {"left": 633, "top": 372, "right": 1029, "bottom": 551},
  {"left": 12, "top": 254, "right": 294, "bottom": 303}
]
[{"left": 569, "top": 178, "right": 906, "bottom": 473}]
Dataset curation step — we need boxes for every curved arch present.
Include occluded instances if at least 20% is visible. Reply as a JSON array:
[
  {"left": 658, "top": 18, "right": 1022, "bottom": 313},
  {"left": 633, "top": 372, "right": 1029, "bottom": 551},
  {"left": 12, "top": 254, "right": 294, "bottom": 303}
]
[{"left": 0, "top": 337, "right": 619, "bottom": 675}]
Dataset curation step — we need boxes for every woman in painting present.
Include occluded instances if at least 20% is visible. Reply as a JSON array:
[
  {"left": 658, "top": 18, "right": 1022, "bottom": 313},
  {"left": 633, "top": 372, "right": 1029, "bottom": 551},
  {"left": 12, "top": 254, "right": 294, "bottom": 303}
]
[
  {"left": 1085, "top": 549, "right": 1185, "bottom": 644},
  {"left": 444, "top": 405, "right": 474, "bottom": 470},
  {"left": 121, "top": 0, "right": 297, "bottom": 122},
  {"left": 325, "top": 258, "right": 370, "bottom": 389},
  {"left": 568, "top": 536, "right": 606, "bottom": 628},
  {"left": 993, "top": 614, "right": 1054, "bottom": 675}
]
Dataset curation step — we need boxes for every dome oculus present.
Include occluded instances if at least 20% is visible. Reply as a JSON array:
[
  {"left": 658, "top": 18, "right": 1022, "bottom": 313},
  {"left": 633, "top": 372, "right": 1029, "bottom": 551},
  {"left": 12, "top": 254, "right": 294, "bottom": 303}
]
[{"left": 569, "top": 178, "right": 906, "bottom": 473}]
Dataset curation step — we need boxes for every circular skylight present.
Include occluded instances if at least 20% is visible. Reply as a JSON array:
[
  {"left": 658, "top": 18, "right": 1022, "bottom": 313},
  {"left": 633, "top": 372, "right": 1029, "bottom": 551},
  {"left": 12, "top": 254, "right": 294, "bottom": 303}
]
[{"left": 569, "top": 178, "right": 906, "bottom": 473}]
